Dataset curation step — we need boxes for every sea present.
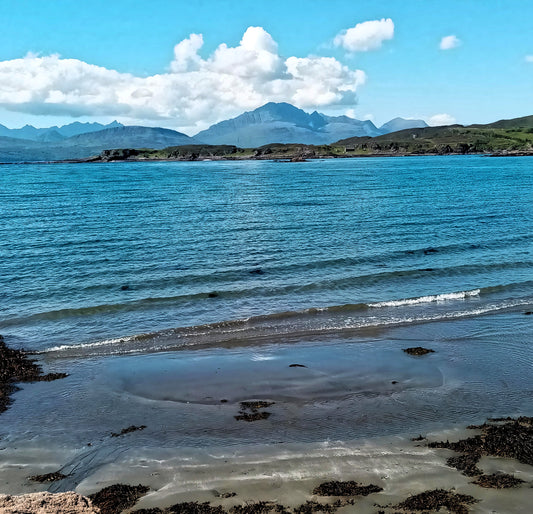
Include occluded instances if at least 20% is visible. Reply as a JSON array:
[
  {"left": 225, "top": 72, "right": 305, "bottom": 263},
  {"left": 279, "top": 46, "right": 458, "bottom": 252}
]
[
  {"left": 1, "top": 155, "right": 532, "bottom": 356},
  {"left": 0, "top": 156, "right": 532, "bottom": 505}
]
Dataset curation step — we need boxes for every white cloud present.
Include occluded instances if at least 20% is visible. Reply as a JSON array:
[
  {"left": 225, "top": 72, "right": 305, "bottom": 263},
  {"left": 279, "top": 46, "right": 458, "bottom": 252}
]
[
  {"left": 428, "top": 113, "right": 456, "bottom": 126},
  {"left": 334, "top": 18, "right": 394, "bottom": 52},
  {"left": 440, "top": 35, "right": 461, "bottom": 50},
  {"left": 525, "top": 55, "right": 533, "bottom": 62},
  {"left": 0, "top": 27, "right": 366, "bottom": 134},
  {"left": 344, "top": 108, "right": 356, "bottom": 118}
]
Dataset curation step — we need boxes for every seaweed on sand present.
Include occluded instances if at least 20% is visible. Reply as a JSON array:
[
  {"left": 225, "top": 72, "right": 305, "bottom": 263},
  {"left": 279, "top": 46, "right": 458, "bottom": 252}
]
[
  {"left": 239, "top": 401, "right": 275, "bottom": 410},
  {"left": 89, "top": 484, "right": 150, "bottom": 514},
  {"left": 428, "top": 416, "right": 533, "bottom": 476},
  {"left": 134, "top": 502, "right": 226, "bottom": 514},
  {"left": 445, "top": 454, "right": 483, "bottom": 477},
  {"left": 28, "top": 471, "right": 68, "bottom": 483},
  {"left": 230, "top": 502, "right": 290, "bottom": 514},
  {"left": 392, "top": 489, "right": 478, "bottom": 514},
  {"left": 472, "top": 473, "right": 524, "bottom": 488},
  {"left": 0, "top": 334, "right": 68, "bottom": 414},
  {"left": 293, "top": 500, "right": 353, "bottom": 514},
  {"left": 312, "top": 480, "right": 383, "bottom": 497},
  {"left": 234, "top": 401, "right": 275, "bottom": 422},
  {"left": 234, "top": 411, "right": 271, "bottom": 422}
]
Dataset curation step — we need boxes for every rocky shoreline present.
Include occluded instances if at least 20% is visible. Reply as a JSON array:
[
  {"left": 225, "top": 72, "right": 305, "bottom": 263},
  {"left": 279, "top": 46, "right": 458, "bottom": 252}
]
[
  {"left": 45, "top": 144, "right": 531, "bottom": 165},
  {"left": 0, "top": 334, "right": 67, "bottom": 414}
]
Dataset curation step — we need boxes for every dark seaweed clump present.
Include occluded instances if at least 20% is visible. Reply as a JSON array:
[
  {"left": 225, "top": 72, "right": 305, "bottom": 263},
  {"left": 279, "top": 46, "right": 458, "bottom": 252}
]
[
  {"left": 312, "top": 480, "right": 383, "bottom": 497},
  {"left": 230, "top": 502, "right": 290, "bottom": 514},
  {"left": 28, "top": 471, "right": 67, "bottom": 483},
  {"left": 428, "top": 416, "right": 533, "bottom": 477},
  {"left": 0, "top": 335, "right": 68, "bottom": 414},
  {"left": 134, "top": 502, "right": 225, "bottom": 514},
  {"left": 111, "top": 424, "right": 147, "bottom": 437},
  {"left": 234, "top": 401, "right": 275, "bottom": 422},
  {"left": 293, "top": 500, "right": 353, "bottom": 514},
  {"left": 472, "top": 473, "right": 524, "bottom": 489},
  {"left": 89, "top": 484, "right": 150, "bottom": 514},
  {"left": 239, "top": 401, "right": 275, "bottom": 410},
  {"left": 393, "top": 489, "right": 477, "bottom": 514},
  {"left": 402, "top": 347, "right": 435, "bottom": 356},
  {"left": 446, "top": 454, "right": 482, "bottom": 477}
]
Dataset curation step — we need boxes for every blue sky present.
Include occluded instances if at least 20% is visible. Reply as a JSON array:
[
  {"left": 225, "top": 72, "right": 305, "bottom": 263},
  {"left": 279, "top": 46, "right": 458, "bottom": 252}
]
[{"left": 1, "top": 0, "right": 532, "bottom": 133}]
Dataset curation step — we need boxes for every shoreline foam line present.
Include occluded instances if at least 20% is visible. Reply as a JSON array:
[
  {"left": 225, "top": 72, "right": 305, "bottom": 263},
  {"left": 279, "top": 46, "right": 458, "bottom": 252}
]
[{"left": 41, "top": 296, "right": 532, "bottom": 358}]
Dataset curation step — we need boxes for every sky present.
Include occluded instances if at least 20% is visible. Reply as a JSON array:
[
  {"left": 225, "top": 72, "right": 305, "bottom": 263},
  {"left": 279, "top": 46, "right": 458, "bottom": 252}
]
[{"left": 1, "top": 0, "right": 532, "bottom": 135}]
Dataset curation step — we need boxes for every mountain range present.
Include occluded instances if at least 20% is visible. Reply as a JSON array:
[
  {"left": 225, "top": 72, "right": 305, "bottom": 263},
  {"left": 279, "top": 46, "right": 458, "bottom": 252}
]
[
  {"left": 0, "top": 103, "right": 428, "bottom": 162},
  {"left": 196, "top": 103, "right": 427, "bottom": 146},
  {"left": 0, "top": 120, "right": 124, "bottom": 142}
]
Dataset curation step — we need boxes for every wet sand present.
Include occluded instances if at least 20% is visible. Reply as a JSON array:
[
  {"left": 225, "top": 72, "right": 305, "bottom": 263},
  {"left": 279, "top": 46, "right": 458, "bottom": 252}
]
[{"left": 0, "top": 311, "right": 532, "bottom": 512}]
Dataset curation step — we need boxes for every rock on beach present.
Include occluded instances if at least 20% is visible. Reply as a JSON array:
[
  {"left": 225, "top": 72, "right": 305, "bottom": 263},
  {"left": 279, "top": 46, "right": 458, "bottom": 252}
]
[{"left": 0, "top": 492, "right": 99, "bottom": 514}]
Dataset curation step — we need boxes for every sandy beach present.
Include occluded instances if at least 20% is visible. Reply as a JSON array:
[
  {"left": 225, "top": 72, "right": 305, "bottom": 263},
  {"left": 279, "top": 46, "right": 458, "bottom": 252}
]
[{"left": 1, "top": 310, "right": 532, "bottom": 513}]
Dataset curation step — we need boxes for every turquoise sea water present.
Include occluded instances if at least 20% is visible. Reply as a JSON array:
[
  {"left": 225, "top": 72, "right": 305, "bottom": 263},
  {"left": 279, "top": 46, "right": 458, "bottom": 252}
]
[{"left": 1, "top": 155, "right": 532, "bottom": 356}]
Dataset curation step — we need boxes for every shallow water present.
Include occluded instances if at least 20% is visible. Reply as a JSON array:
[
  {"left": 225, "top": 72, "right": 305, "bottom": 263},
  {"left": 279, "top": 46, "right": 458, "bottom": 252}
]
[{"left": 3, "top": 310, "right": 531, "bottom": 451}]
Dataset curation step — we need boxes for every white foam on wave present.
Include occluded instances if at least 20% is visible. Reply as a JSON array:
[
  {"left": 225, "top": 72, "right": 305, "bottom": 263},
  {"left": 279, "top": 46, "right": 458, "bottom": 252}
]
[
  {"left": 42, "top": 295, "right": 530, "bottom": 358},
  {"left": 44, "top": 334, "right": 141, "bottom": 353},
  {"left": 370, "top": 289, "right": 481, "bottom": 308}
]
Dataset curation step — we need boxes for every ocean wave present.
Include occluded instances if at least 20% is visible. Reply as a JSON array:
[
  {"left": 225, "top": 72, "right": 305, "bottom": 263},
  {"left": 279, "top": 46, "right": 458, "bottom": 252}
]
[
  {"left": 42, "top": 289, "right": 532, "bottom": 358},
  {"left": 370, "top": 289, "right": 481, "bottom": 308},
  {"left": 3, "top": 270, "right": 532, "bottom": 329}
]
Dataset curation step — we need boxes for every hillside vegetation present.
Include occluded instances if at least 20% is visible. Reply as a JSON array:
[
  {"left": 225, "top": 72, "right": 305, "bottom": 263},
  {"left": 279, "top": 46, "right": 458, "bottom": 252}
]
[{"left": 336, "top": 116, "right": 533, "bottom": 155}]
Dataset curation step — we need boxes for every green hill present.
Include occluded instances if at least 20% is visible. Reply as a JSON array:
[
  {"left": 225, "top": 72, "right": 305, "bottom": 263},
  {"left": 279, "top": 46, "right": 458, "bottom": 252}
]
[{"left": 335, "top": 116, "right": 533, "bottom": 155}]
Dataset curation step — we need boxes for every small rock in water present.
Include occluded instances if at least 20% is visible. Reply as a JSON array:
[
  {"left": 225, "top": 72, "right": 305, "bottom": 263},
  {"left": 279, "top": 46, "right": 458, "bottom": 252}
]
[
  {"left": 121, "top": 285, "right": 130, "bottom": 291},
  {"left": 249, "top": 268, "right": 264, "bottom": 275},
  {"left": 111, "top": 425, "right": 146, "bottom": 437},
  {"left": 289, "top": 363, "right": 307, "bottom": 368},
  {"left": 423, "top": 247, "right": 439, "bottom": 255},
  {"left": 208, "top": 292, "right": 219, "bottom": 298},
  {"left": 403, "top": 346, "right": 435, "bottom": 356}
]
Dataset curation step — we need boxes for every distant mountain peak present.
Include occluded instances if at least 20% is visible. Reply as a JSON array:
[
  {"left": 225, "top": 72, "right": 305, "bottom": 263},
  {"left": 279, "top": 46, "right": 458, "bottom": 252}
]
[
  {"left": 195, "top": 102, "right": 381, "bottom": 146},
  {"left": 380, "top": 117, "right": 428, "bottom": 133}
]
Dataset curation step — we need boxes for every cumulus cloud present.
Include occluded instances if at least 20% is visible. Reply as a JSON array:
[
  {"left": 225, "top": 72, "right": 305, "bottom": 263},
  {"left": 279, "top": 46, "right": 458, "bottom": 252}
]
[
  {"left": 0, "top": 26, "right": 366, "bottom": 134},
  {"left": 525, "top": 55, "right": 533, "bottom": 62},
  {"left": 428, "top": 113, "right": 456, "bottom": 126},
  {"left": 334, "top": 18, "right": 394, "bottom": 52},
  {"left": 439, "top": 35, "right": 461, "bottom": 50}
]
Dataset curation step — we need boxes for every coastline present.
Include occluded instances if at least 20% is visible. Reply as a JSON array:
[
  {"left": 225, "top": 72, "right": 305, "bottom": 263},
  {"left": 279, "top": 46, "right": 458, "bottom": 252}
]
[
  {"left": 3, "top": 148, "right": 533, "bottom": 166},
  {"left": 5, "top": 425, "right": 532, "bottom": 514},
  {"left": 62, "top": 148, "right": 533, "bottom": 164},
  {"left": 1, "top": 309, "right": 532, "bottom": 512}
]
